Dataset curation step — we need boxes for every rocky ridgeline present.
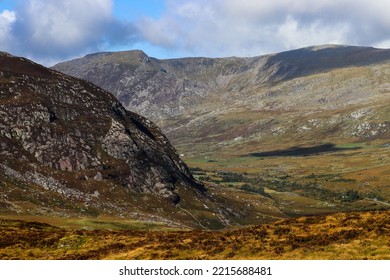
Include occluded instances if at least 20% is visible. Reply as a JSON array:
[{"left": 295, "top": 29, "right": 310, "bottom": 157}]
[
  {"left": 52, "top": 46, "right": 390, "bottom": 150},
  {"left": 0, "top": 52, "right": 208, "bottom": 222},
  {"left": 52, "top": 46, "right": 390, "bottom": 120}
]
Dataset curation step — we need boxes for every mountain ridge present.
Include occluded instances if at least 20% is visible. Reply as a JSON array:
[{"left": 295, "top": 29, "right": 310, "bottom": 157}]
[
  {"left": 52, "top": 45, "right": 390, "bottom": 151},
  {"left": 52, "top": 45, "right": 390, "bottom": 118}
]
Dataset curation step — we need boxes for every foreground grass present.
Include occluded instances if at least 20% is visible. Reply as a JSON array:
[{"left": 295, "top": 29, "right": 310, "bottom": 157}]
[{"left": 0, "top": 210, "right": 388, "bottom": 260}]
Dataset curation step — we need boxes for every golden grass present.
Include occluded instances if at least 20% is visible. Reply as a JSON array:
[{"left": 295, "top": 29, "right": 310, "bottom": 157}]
[{"left": 1, "top": 210, "right": 388, "bottom": 260}]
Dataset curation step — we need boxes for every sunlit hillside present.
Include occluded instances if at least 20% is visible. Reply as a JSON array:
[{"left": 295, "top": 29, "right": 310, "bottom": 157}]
[{"left": 1, "top": 210, "right": 388, "bottom": 260}]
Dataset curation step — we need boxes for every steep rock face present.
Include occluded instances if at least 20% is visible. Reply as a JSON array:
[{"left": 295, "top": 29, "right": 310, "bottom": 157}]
[{"left": 0, "top": 52, "right": 206, "bottom": 221}]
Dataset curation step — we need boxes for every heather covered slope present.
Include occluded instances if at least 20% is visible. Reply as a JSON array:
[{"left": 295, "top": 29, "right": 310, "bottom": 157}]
[{"left": 1, "top": 210, "right": 388, "bottom": 259}]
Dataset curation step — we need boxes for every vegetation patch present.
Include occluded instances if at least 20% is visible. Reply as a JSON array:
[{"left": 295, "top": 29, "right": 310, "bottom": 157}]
[{"left": 0, "top": 210, "right": 388, "bottom": 260}]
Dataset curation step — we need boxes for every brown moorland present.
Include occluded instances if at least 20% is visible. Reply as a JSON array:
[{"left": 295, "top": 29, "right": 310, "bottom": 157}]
[{"left": 0, "top": 210, "right": 388, "bottom": 260}]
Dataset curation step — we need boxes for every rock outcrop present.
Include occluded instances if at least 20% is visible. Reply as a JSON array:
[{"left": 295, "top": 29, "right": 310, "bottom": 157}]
[{"left": 0, "top": 52, "right": 208, "bottom": 226}]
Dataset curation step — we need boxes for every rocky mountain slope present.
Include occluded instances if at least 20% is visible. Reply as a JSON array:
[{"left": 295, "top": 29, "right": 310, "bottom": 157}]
[
  {"left": 0, "top": 52, "right": 252, "bottom": 229},
  {"left": 51, "top": 46, "right": 390, "bottom": 215},
  {"left": 52, "top": 45, "right": 390, "bottom": 156}
]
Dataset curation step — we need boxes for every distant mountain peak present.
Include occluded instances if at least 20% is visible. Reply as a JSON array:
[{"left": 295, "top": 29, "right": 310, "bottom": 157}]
[{"left": 80, "top": 49, "right": 150, "bottom": 65}]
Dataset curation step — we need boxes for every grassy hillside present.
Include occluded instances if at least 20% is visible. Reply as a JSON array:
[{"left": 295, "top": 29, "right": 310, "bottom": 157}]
[
  {"left": 0, "top": 210, "right": 388, "bottom": 260},
  {"left": 184, "top": 141, "right": 390, "bottom": 205}
]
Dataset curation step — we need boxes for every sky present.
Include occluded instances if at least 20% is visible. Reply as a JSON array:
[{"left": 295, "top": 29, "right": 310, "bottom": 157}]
[{"left": 1, "top": 0, "right": 390, "bottom": 66}]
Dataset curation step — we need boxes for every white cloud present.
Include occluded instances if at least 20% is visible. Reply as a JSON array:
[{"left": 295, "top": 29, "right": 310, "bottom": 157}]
[
  {"left": 374, "top": 40, "right": 390, "bottom": 49},
  {"left": 137, "top": 0, "right": 390, "bottom": 57},
  {"left": 2, "top": 0, "right": 390, "bottom": 64},
  {"left": 0, "top": 9, "right": 15, "bottom": 24},
  {"left": 0, "top": 10, "right": 15, "bottom": 47},
  {"left": 0, "top": 0, "right": 139, "bottom": 65},
  {"left": 23, "top": 0, "right": 112, "bottom": 48},
  {"left": 276, "top": 16, "right": 350, "bottom": 50}
]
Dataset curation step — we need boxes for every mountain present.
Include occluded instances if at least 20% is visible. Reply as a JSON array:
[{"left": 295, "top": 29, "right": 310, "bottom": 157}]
[
  {"left": 0, "top": 51, "right": 255, "bottom": 229},
  {"left": 52, "top": 45, "right": 390, "bottom": 216},
  {"left": 52, "top": 45, "right": 390, "bottom": 153}
]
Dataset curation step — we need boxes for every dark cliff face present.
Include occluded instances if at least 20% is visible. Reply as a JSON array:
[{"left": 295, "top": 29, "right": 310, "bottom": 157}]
[{"left": 0, "top": 52, "right": 206, "bottom": 220}]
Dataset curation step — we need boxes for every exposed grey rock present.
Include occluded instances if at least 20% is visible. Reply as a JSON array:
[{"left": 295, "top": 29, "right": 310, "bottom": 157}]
[
  {"left": 52, "top": 45, "right": 390, "bottom": 121},
  {"left": 52, "top": 45, "right": 390, "bottom": 152},
  {"left": 0, "top": 52, "right": 205, "bottom": 215}
]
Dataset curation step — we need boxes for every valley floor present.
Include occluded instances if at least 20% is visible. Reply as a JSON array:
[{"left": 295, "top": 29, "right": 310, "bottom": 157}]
[{"left": 0, "top": 210, "right": 389, "bottom": 260}]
